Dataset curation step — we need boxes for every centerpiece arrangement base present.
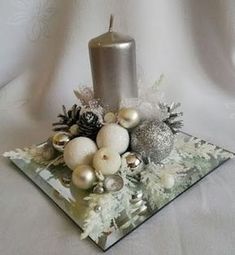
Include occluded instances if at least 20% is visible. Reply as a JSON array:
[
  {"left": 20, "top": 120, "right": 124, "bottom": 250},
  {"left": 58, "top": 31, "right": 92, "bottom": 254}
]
[{"left": 7, "top": 133, "right": 233, "bottom": 251}]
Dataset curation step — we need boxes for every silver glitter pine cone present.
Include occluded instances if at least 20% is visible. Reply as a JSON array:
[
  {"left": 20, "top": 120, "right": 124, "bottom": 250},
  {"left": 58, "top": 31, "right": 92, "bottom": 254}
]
[{"left": 130, "top": 120, "right": 174, "bottom": 163}]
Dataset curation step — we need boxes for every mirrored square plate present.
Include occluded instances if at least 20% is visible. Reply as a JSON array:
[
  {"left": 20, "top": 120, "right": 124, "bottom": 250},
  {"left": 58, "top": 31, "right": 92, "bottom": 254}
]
[{"left": 9, "top": 133, "right": 234, "bottom": 251}]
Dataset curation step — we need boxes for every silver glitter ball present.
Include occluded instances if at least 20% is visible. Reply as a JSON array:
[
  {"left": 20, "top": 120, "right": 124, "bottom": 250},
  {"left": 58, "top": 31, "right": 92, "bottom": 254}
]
[{"left": 131, "top": 120, "right": 174, "bottom": 163}]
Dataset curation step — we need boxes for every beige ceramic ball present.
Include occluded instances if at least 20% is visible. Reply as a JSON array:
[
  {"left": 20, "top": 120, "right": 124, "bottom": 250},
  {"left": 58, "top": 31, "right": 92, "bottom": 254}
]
[
  {"left": 64, "top": 137, "right": 97, "bottom": 170},
  {"left": 96, "top": 124, "right": 129, "bottom": 154}
]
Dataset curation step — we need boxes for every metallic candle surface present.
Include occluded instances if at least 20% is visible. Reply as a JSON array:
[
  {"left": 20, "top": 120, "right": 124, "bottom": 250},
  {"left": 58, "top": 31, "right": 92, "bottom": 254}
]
[{"left": 89, "top": 16, "right": 138, "bottom": 111}]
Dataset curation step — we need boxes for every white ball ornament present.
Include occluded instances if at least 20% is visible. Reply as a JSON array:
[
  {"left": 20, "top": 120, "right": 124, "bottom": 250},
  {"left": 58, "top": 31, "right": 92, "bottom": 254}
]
[
  {"left": 64, "top": 137, "right": 97, "bottom": 170},
  {"left": 160, "top": 173, "right": 175, "bottom": 189},
  {"left": 72, "top": 165, "right": 96, "bottom": 190},
  {"left": 96, "top": 124, "right": 129, "bottom": 154},
  {"left": 93, "top": 147, "right": 121, "bottom": 175}
]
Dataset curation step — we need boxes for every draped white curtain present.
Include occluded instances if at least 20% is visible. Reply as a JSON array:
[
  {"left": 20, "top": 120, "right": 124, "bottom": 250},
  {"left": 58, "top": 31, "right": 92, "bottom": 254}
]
[{"left": 0, "top": 1, "right": 235, "bottom": 255}]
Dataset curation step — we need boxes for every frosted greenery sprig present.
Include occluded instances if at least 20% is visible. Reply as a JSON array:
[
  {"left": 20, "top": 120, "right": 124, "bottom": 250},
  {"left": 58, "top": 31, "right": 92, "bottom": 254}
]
[
  {"left": 140, "top": 162, "right": 178, "bottom": 210},
  {"left": 3, "top": 148, "right": 32, "bottom": 163},
  {"left": 81, "top": 164, "right": 136, "bottom": 241},
  {"left": 175, "top": 137, "right": 234, "bottom": 160},
  {"left": 3, "top": 146, "right": 64, "bottom": 166}
]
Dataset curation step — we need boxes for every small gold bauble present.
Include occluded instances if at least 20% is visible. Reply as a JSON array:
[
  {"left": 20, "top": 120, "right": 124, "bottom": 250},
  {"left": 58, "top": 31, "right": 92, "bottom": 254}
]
[
  {"left": 60, "top": 172, "right": 72, "bottom": 187},
  {"left": 41, "top": 144, "right": 56, "bottom": 161},
  {"left": 93, "top": 185, "right": 105, "bottom": 194},
  {"left": 69, "top": 124, "right": 79, "bottom": 136},
  {"left": 104, "top": 112, "right": 116, "bottom": 123},
  {"left": 72, "top": 165, "right": 96, "bottom": 190},
  {"left": 52, "top": 132, "right": 71, "bottom": 152},
  {"left": 125, "top": 152, "right": 142, "bottom": 169},
  {"left": 118, "top": 107, "right": 140, "bottom": 129}
]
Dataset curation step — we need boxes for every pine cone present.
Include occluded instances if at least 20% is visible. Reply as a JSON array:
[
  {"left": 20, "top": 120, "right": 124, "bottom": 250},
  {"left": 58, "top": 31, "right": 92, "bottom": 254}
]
[
  {"left": 78, "top": 111, "right": 102, "bottom": 139},
  {"left": 160, "top": 102, "right": 183, "bottom": 134},
  {"left": 53, "top": 104, "right": 81, "bottom": 132}
]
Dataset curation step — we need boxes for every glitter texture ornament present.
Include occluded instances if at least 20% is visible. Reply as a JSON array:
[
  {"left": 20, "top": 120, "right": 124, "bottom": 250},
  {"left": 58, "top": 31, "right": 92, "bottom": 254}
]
[{"left": 131, "top": 120, "right": 174, "bottom": 163}]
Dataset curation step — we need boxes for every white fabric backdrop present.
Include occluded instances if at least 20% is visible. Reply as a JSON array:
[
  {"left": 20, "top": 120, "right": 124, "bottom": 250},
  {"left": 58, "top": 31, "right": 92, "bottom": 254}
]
[{"left": 0, "top": 1, "right": 235, "bottom": 254}]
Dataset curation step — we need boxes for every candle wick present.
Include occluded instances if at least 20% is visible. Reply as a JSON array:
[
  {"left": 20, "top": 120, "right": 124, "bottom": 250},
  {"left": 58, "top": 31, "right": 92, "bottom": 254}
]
[{"left": 109, "top": 14, "right": 114, "bottom": 32}]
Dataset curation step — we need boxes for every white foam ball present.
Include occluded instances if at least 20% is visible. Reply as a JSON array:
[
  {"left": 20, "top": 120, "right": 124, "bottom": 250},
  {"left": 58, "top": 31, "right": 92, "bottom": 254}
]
[
  {"left": 64, "top": 137, "right": 97, "bottom": 170},
  {"left": 96, "top": 124, "right": 129, "bottom": 154},
  {"left": 93, "top": 147, "right": 121, "bottom": 175}
]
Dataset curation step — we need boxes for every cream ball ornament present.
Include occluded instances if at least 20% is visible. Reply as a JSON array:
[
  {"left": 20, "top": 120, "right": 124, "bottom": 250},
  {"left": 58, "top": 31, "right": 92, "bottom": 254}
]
[
  {"left": 64, "top": 137, "right": 97, "bottom": 170},
  {"left": 160, "top": 173, "right": 175, "bottom": 189},
  {"left": 118, "top": 107, "right": 140, "bottom": 129},
  {"left": 72, "top": 165, "right": 96, "bottom": 190},
  {"left": 96, "top": 124, "right": 129, "bottom": 154},
  {"left": 93, "top": 147, "right": 121, "bottom": 175}
]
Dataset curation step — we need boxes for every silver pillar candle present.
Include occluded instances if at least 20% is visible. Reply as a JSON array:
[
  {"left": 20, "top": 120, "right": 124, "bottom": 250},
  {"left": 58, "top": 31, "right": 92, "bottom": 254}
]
[{"left": 89, "top": 15, "right": 138, "bottom": 111}]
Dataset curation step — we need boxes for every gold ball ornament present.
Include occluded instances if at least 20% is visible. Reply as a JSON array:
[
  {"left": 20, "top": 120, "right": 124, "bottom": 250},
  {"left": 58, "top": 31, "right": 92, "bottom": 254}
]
[
  {"left": 72, "top": 165, "right": 96, "bottom": 190},
  {"left": 41, "top": 144, "right": 56, "bottom": 161},
  {"left": 59, "top": 172, "right": 72, "bottom": 187},
  {"left": 52, "top": 132, "right": 71, "bottom": 152},
  {"left": 104, "top": 112, "right": 116, "bottom": 123},
  {"left": 69, "top": 124, "right": 79, "bottom": 136},
  {"left": 118, "top": 107, "right": 140, "bottom": 129},
  {"left": 122, "top": 152, "right": 143, "bottom": 169},
  {"left": 93, "top": 185, "right": 105, "bottom": 194}
]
